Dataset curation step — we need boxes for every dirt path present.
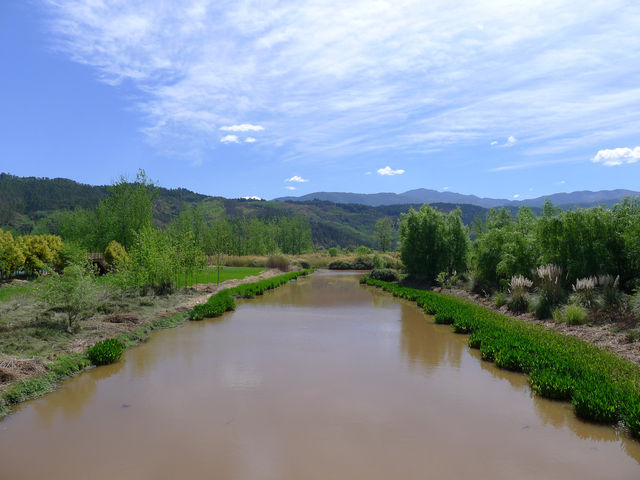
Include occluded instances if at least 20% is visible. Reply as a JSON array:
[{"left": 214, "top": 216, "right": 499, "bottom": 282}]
[{"left": 435, "top": 287, "right": 640, "bottom": 366}]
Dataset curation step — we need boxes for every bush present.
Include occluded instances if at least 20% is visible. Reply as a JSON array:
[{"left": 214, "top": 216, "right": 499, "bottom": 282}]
[
  {"left": 372, "top": 253, "right": 384, "bottom": 269},
  {"left": 493, "top": 292, "right": 507, "bottom": 308},
  {"left": 267, "top": 255, "right": 289, "bottom": 271},
  {"left": 189, "top": 290, "right": 235, "bottom": 320},
  {"left": 104, "top": 240, "right": 129, "bottom": 269},
  {"left": 370, "top": 268, "right": 398, "bottom": 282},
  {"left": 328, "top": 247, "right": 339, "bottom": 257},
  {"left": 356, "top": 246, "right": 372, "bottom": 255},
  {"left": 507, "top": 275, "right": 532, "bottom": 313},
  {"left": 329, "top": 260, "right": 351, "bottom": 270},
  {"left": 352, "top": 256, "right": 374, "bottom": 270},
  {"left": 552, "top": 303, "right": 589, "bottom": 325},
  {"left": 529, "top": 294, "right": 552, "bottom": 319},
  {"left": 87, "top": 338, "right": 125, "bottom": 366}
]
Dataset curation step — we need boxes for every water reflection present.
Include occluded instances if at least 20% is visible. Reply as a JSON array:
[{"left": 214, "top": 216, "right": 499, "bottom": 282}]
[{"left": 400, "top": 302, "right": 463, "bottom": 373}]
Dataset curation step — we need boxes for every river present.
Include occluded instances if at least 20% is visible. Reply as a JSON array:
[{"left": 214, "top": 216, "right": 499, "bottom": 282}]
[{"left": 1, "top": 271, "right": 639, "bottom": 479}]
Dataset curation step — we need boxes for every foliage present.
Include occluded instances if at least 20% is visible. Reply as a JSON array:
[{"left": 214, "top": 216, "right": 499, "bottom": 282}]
[
  {"left": 328, "top": 247, "right": 339, "bottom": 257},
  {"left": 370, "top": 268, "right": 399, "bottom": 282},
  {"left": 507, "top": 275, "right": 533, "bottom": 313},
  {"left": 104, "top": 240, "right": 129, "bottom": 269},
  {"left": 355, "top": 245, "right": 372, "bottom": 255},
  {"left": 532, "top": 264, "right": 565, "bottom": 318},
  {"left": 362, "top": 276, "right": 640, "bottom": 437},
  {"left": 38, "top": 264, "right": 102, "bottom": 332},
  {"left": 375, "top": 217, "right": 394, "bottom": 252},
  {"left": 552, "top": 303, "right": 589, "bottom": 325},
  {"left": 399, "top": 205, "right": 469, "bottom": 283},
  {"left": 87, "top": 338, "right": 125, "bottom": 366},
  {"left": 124, "top": 226, "right": 178, "bottom": 294},
  {"left": 267, "top": 255, "right": 290, "bottom": 271},
  {"left": 0, "top": 229, "right": 25, "bottom": 278}
]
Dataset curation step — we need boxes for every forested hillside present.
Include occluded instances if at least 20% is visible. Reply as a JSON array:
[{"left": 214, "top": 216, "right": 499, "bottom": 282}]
[{"left": 0, "top": 173, "right": 504, "bottom": 248}]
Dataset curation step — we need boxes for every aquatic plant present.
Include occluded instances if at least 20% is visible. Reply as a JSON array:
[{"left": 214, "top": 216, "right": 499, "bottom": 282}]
[
  {"left": 361, "top": 276, "right": 640, "bottom": 437},
  {"left": 87, "top": 338, "right": 125, "bottom": 366}
]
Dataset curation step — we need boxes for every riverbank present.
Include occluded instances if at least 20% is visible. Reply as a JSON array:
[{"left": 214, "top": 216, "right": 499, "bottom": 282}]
[
  {"left": 361, "top": 276, "right": 640, "bottom": 438},
  {"left": 0, "top": 268, "right": 309, "bottom": 418}
]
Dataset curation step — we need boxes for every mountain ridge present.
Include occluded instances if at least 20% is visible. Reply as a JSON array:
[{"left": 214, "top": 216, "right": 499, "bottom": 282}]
[{"left": 274, "top": 188, "right": 639, "bottom": 209}]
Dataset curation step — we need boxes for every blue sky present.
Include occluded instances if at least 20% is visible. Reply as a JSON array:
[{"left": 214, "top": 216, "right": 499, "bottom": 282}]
[{"left": 1, "top": 0, "right": 639, "bottom": 200}]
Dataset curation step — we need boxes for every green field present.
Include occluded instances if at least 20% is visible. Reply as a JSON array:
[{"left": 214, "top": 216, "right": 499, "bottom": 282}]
[
  {"left": 173, "top": 266, "right": 265, "bottom": 287},
  {"left": 0, "top": 283, "right": 32, "bottom": 302}
]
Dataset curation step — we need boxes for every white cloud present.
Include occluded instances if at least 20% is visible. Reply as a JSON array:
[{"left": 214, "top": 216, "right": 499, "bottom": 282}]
[
  {"left": 377, "top": 166, "right": 405, "bottom": 176},
  {"left": 443, "top": 186, "right": 450, "bottom": 190},
  {"left": 592, "top": 147, "right": 640, "bottom": 166},
  {"left": 364, "top": 171, "right": 372, "bottom": 175},
  {"left": 285, "top": 175, "right": 309, "bottom": 183},
  {"left": 220, "top": 124, "right": 265, "bottom": 132},
  {"left": 285, "top": 186, "right": 296, "bottom": 190},
  {"left": 555, "top": 180, "right": 566, "bottom": 185},
  {"left": 41, "top": 0, "right": 640, "bottom": 164},
  {"left": 220, "top": 135, "right": 239, "bottom": 144},
  {"left": 513, "top": 194, "right": 520, "bottom": 198},
  {"left": 245, "top": 137, "right": 257, "bottom": 143},
  {"left": 506, "top": 135, "right": 517, "bottom": 146},
  {"left": 490, "top": 141, "right": 498, "bottom": 146}
]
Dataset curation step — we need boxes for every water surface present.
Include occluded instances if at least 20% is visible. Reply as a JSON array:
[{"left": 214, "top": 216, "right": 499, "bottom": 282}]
[{"left": 1, "top": 272, "right": 639, "bottom": 479}]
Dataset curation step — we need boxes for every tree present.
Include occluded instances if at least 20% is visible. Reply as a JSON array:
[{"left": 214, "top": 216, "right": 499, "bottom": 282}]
[
  {"left": 0, "top": 229, "right": 25, "bottom": 279},
  {"left": 375, "top": 217, "right": 394, "bottom": 252},
  {"left": 443, "top": 208, "right": 470, "bottom": 275},
  {"left": 95, "top": 169, "right": 157, "bottom": 250},
  {"left": 399, "top": 205, "right": 448, "bottom": 283},
  {"left": 39, "top": 264, "right": 100, "bottom": 332}
]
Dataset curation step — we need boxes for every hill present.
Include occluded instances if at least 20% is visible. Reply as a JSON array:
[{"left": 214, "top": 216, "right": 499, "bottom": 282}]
[{"left": 275, "top": 188, "right": 639, "bottom": 209}]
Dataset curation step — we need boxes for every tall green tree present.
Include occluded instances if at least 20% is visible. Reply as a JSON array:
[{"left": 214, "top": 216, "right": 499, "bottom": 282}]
[
  {"left": 375, "top": 217, "right": 394, "bottom": 252},
  {"left": 96, "top": 169, "right": 157, "bottom": 250},
  {"left": 399, "top": 205, "right": 448, "bottom": 282}
]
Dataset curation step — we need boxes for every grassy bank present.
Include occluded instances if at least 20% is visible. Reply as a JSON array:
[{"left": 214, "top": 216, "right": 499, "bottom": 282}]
[
  {"left": 361, "top": 276, "right": 640, "bottom": 438},
  {"left": 0, "top": 269, "right": 309, "bottom": 419},
  {"left": 189, "top": 269, "right": 312, "bottom": 320}
]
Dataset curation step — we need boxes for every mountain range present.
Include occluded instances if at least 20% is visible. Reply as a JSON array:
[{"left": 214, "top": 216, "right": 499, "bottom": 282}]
[{"left": 275, "top": 188, "right": 639, "bottom": 209}]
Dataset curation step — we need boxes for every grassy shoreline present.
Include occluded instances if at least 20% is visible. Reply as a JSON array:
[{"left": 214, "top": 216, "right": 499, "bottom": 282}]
[
  {"left": 361, "top": 276, "right": 640, "bottom": 438},
  {"left": 0, "top": 269, "right": 312, "bottom": 419}
]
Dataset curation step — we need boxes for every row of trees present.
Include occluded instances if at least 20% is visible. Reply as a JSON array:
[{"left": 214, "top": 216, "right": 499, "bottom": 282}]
[
  {"left": 399, "top": 199, "right": 640, "bottom": 293},
  {"left": 0, "top": 229, "right": 65, "bottom": 278}
]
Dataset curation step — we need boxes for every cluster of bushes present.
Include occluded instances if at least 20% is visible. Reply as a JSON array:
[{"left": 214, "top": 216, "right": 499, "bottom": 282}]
[
  {"left": 328, "top": 253, "right": 401, "bottom": 271},
  {"left": 494, "top": 267, "right": 632, "bottom": 324},
  {"left": 361, "top": 276, "right": 640, "bottom": 437},
  {"left": 0, "top": 229, "right": 65, "bottom": 278},
  {"left": 189, "top": 270, "right": 312, "bottom": 320}
]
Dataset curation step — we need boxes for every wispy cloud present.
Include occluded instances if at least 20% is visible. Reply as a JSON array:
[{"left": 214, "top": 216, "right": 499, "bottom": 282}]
[
  {"left": 220, "top": 124, "right": 264, "bottom": 132},
  {"left": 285, "top": 186, "right": 296, "bottom": 190},
  {"left": 377, "top": 166, "right": 405, "bottom": 176},
  {"left": 285, "top": 175, "right": 309, "bottom": 183},
  {"left": 592, "top": 147, "right": 640, "bottom": 166},
  {"left": 245, "top": 137, "right": 257, "bottom": 143},
  {"left": 41, "top": 0, "right": 640, "bottom": 166},
  {"left": 220, "top": 134, "right": 239, "bottom": 144}
]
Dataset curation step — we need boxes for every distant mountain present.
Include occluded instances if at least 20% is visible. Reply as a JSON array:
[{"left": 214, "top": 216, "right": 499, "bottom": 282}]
[{"left": 275, "top": 188, "right": 639, "bottom": 209}]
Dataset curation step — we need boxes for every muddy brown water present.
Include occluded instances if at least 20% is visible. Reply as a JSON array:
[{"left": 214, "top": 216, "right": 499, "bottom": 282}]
[{"left": 1, "top": 271, "right": 640, "bottom": 480}]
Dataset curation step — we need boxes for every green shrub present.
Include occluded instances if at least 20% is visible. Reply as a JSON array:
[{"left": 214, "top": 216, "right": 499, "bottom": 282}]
[
  {"left": 329, "top": 260, "right": 351, "bottom": 270},
  {"left": 87, "top": 338, "right": 125, "bottom": 366},
  {"left": 356, "top": 246, "right": 372, "bottom": 255},
  {"left": 352, "top": 256, "right": 374, "bottom": 270},
  {"left": 328, "top": 247, "right": 339, "bottom": 257},
  {"left": 104, "top": 240, "right": 129, "bottom": 269},
  {"left": 267, "top": 255, "right": 289, "bottom": 271},
  {"left": 190, "top": 290, "right": 235, "bottom": 319},
  {"left": 529, "top": 294, "right": 552, "bottom": 319},
  {"left": 372, "top": 253, "right": 384, "bottom": 269},
  {"left": 370, "top": 268, "right": 398, "bottom": 282},
  {"left": 552, "top": 303, "right": 589, "bottom": 325},
  {"left": 493, "top": 292, "right": 507, "bottom": 308}
]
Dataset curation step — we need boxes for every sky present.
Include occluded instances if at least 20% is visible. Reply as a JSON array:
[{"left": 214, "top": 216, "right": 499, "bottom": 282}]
[{"left": 1, "top": 0, "right": 639, "bottom": 200}]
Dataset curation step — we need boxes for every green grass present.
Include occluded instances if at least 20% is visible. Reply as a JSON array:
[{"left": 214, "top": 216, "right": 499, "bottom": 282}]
[
  {"left": 361, "top": 276, "right": 640, "bottom": 438},
  {"left": 172, "top": 266, "right": 265, "bottom": 288},
  {"left": 0, "top": 283, "right": 33, "bottom": 302}
]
